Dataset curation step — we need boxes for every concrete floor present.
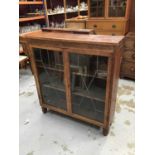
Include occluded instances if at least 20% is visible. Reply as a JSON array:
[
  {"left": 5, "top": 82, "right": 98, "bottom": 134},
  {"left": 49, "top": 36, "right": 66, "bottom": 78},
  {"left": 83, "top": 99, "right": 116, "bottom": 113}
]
[{"left": 19, "top": 68, "right": 135, "bottom": 155}]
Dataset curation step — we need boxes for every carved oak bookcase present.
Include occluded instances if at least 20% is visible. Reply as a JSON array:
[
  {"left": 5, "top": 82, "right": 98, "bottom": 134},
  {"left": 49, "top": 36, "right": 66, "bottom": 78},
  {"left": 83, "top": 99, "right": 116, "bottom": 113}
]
[{"left": 20, "top": 29, "right": 124, "bottom": 136}]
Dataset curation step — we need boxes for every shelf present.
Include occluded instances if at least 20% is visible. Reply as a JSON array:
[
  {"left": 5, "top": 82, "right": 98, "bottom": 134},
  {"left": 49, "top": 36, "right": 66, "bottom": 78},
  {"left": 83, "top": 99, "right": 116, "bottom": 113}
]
[
  {"left": 80, "top": 9, "right": 88, "bottom": 12},
  {"left": 72, "top": 87, "right": 106, "bottom": 102},
  {"left": 72, "top": 71, "right": 107, "bottom": 80},
  {"left": 36, "top": 64, "right": 107, "bottom": 79},
  {"left": 37, "top": 64, "right": 106, "bottom": 79},
  {"left": 43, "top": 84, "right": 65, "bottom": 92},
  {"left": 37, "top": 64, "right": 64, "bottom": 73},
  {"left": 67, "top": 9, "right": 88, "bottom": 14},
  {"left": 48, "top": 9, "right": 88, "bottom": 16},
  {"left": 19, "top": 15, "right": 45, "bottom": 22},
  {"left": 48, "top": 12, "right": 65, "bottom": 16},
  {"left": 19, "top": 1, "right": 43, "bottom": 5}
]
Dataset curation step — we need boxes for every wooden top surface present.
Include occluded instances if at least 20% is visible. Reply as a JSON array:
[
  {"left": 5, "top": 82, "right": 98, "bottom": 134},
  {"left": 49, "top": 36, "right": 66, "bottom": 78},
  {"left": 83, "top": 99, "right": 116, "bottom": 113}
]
[{"left": 20, "top": 30, "right": 124, "bottom": 45}]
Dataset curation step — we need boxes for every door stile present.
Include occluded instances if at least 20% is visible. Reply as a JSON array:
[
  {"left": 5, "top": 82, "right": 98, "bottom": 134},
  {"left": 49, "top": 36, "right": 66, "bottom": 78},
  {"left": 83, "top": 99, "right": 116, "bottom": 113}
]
[
  {"left": 103, "top": 56, "right": 113, "bottom": 126},
  {"left": 63, "top": 51, "right": 72, "bottom": 114},
  {"left": 28, "top": 45, "right": 44, "bottom": 106}
]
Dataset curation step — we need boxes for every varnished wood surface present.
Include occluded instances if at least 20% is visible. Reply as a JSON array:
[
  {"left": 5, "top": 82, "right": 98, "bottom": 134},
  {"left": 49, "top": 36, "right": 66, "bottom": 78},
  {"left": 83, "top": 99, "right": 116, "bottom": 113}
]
[
  {"left": 19, "top": 16, "right": 45, "bottom": 22},
  {"left": 65, "top": 17, "right": 88, "bottom": 22},
  {"left": 20, "top": 30, "right": 124, "bottom": 136},
  {"left": 20, "top": 30, "right": 124, "bottom": 46},
  {"left": 19, "top": 1, "right": 43, "bottom": 5}
]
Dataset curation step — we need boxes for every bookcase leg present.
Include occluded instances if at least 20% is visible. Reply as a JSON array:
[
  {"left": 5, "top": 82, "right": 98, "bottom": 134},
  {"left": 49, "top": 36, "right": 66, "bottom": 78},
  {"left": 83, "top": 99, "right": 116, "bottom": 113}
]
[
  {"left": 42, "top": 107, "right": 47, "bottom": 114},
  {"left": 103, "top": 127, "right": 109, "bottom": 136}
]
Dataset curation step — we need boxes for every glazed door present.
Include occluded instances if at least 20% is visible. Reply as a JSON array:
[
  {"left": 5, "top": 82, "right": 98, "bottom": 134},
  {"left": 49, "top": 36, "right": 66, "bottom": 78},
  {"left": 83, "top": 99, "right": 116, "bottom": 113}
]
[
  {"left": 108, "top": 0, "right": 127, "bottom": 17},
  {"left": 33, "top": 48, "right": 67, "bottom": 110},
  {"left": 65, "top": 0, "right": 78, "bottom": 19},
  {"left": 89, "top": 0, "right": 105, "bottom": 17},
  {"left": 69, "top": 53, "right": 108, "bottom": 122}
]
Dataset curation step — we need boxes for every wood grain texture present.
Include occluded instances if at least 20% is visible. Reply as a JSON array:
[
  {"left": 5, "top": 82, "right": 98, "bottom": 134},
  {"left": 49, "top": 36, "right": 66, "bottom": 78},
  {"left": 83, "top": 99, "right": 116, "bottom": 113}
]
[
  {"left": 63, "top": 52, "right": 72, "bottom": 114},
  {"left": 20, "top": 30, "right": 124, "bottom": 45},
  {"left": 19, "top": 16, "right": 45, "bottom": 22}
]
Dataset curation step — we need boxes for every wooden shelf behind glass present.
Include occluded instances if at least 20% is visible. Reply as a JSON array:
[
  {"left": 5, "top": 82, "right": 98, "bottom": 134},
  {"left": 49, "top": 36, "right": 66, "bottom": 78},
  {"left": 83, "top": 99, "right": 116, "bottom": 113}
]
[
  {"left": 19, "top": 1, "right": 43, "bottom": 5},
  {"left": 19, "top": 16, "right": 45, "bottom": 22}
]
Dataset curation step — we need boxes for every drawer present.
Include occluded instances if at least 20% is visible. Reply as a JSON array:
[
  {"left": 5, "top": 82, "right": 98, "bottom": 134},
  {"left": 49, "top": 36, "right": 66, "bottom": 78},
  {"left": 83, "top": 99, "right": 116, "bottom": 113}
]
[
  {"left": 86, "top": 21, "right": 125, "bottom": 31},
  {"left": 65, "top": 21, "right": 86, "bottom": 29},
  {"left": 121, "top": 62, "right": 135, "bottom": 76},
  {"left": 94, "top": 30, "right": 124, "bottom": 35},
  {"left": 123, "top": 50, "right": 135, "bottom": 62}
]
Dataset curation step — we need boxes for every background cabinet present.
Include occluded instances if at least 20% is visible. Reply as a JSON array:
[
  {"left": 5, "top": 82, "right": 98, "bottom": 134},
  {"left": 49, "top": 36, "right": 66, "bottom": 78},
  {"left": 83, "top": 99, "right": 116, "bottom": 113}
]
[
  {"left": 19, "top": 0, "right": 46, "bottom": 34},
  {"left": 44, "top": 0, "right": 88, "bottom": 27},
  {"left": 20, "top": 30, "right": 124, "bottom": 136},
  {"left": 19, "top": 0, "right": 46, "bottom": 68},
  {"left": 64, "top": 0, "right": 88, "bottom": 29},
  {"left": 86, "top": 0, "right": 131, "bottom": 35}
]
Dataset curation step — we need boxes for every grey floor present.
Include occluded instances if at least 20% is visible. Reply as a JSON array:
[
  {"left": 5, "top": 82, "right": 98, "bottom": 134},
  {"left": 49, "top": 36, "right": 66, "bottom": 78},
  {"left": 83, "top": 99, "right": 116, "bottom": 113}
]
[{"left": 19, "top": 68, "right": 135, "bottom": 155}]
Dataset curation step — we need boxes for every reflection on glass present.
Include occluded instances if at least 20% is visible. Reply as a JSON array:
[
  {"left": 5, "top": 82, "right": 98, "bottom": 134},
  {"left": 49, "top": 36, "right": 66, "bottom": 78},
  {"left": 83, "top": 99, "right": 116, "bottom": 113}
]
[
  {"left": 109, "top": 0, "right": 127, "bottom": 17},
  {"left": 70, "top": 53, "right": 108, "bottom": 122},
  {"left": 90, "top": 0, "right": 105, "bottom": 17},
  {"left": 33, "top": 48, "right": 67, "bottom": 110}
]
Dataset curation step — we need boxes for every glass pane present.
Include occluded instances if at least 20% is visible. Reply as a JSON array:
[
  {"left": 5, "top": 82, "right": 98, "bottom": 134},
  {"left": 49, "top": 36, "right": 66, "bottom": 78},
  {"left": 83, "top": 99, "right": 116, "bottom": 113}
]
[
  {"left": 33, "top": 48, "right": 67, "bottom": 110},
  {"left": 90, "top": 0, "right": 105, "bottom": 17},
  {"left": 70, "top": 53, "right": 108, "bottom": 122},
  {"left": 109, "top": 0, "right": 127, "bottom": 17},
  {"left": 66, "top": 0, "right": 78, "bottom": 19}
]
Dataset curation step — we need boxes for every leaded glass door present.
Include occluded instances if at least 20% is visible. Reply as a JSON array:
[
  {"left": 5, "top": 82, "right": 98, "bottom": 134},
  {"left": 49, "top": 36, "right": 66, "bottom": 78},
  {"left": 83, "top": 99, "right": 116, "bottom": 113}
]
[
  {"left": 33, "top": 48, "right": 67, "bottom": 110},
  {"left": 69, "top": 53, "right": 108, "bottom": 122},
  {"left": 89, "top": 0, "right": 105, "bottom": 17},
  {"left": 108, "top": 0, "right": 127, "bottom": 17}
]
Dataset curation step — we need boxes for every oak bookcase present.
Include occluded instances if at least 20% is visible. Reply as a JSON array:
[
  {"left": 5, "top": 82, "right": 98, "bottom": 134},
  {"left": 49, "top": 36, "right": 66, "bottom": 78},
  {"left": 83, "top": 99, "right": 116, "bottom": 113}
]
[{"left": 20, "top": 29, "right": 124, "bottom": 135}]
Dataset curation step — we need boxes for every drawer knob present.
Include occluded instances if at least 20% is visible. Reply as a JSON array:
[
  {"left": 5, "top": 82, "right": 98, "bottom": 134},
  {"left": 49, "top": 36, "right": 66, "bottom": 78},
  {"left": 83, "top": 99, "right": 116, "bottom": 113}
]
[
  {"left": 112, "top": 33, "right": 115, "bottom": 36},
  {"left": 112, "top": 24, "right": 116, "bottom": 28},
  {"left": 93, "top": 24, "right": 97, "bottom": 28}
]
